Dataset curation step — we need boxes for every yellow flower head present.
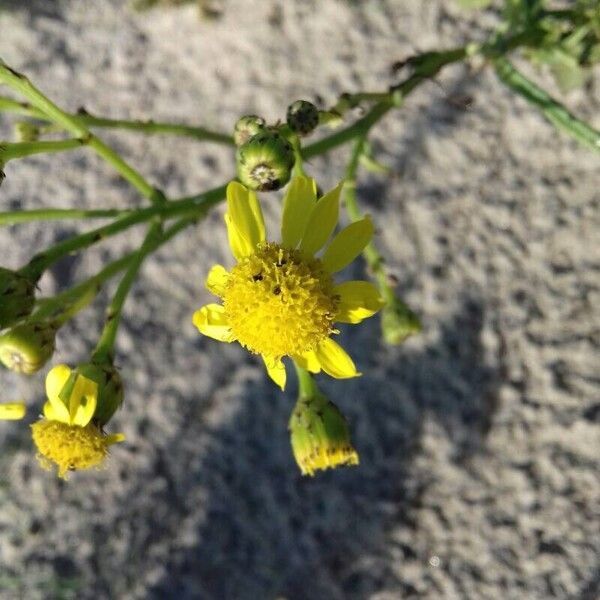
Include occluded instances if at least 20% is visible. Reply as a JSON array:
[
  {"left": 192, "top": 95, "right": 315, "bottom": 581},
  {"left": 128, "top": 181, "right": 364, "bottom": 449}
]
[
  {"left": 193, "top": 177, "right": 384, "bottom": 390},
  {"left": 31, "top": 364, "right": 124, "bottom": 479}
]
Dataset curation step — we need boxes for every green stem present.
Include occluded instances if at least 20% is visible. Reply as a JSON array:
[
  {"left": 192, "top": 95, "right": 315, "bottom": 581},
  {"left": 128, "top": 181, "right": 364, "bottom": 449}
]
[
  {"left": 0, "top": 63, "right": 164, "bottom": 204},
  {"left": 33, "top": 253, "right": 134, "bottom": 322},
  {"left": 494, "top": 57, "right": 600, "bottom": 154},
  {"left": 91, "top": 215, "right": 197, "bottom": 361},
  {"left": 304, "top": 46, "right": 468, "bottom": 161},
  {"left": 290, "top": 134, "right": 307, "bottom": 177},
  {"left": 293, "top": 361, "right": 318, "bottom": 398},
  {"left": 344, "top": 136, "right": 421, "bottom": 344},
  {"left": 0, "top": 96, "right": 233, "bottom": 145},
  {"left": 0, "top": 139, "right": 86, "bottom": 161},
  {"left": 18, "top": 183, "right": 227, "bottom": 282},
  {"left": 0, "top": 207, "right": 131, "bottom": 225},
  {"left": 74, "top": 112, "right": 234, "bottom": 145}
]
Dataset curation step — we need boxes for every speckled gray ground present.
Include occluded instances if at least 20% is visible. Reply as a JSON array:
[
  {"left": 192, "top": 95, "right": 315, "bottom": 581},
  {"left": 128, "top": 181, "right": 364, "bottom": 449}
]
[{"left": 0, "top": 1, "right": 598, "bottom": 599}]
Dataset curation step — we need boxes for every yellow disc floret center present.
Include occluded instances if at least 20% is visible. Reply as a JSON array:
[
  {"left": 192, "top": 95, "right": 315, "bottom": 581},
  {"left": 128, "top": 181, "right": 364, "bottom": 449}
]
[
  {"left": 223, "top": 242, "right": 338, "bottom": 359},
  {"left": 31, "top": 419, "right": 112, "bottom": 479}
]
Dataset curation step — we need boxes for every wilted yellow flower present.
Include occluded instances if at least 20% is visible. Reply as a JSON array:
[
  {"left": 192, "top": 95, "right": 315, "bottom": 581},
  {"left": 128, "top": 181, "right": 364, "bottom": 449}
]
[
  {"left": 289, "top": 391, "right": 359, "bottom": 476},
  {"left": 31, "top": 364, "right": 124, "bottom": 479},
  {"left": 193, "top": 177, "right": 384, "bottom": 390}
]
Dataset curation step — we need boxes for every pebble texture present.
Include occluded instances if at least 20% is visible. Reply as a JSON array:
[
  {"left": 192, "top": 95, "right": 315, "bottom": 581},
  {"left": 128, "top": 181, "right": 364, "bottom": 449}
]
[{"left": 0, "top": 1, "right": 598, "bottom": 599}]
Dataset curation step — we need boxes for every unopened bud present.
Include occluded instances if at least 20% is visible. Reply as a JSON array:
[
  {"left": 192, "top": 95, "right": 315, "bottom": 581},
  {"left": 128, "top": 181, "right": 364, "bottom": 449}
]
[
  {"left": 0, "top": 268, "right": 36, "bottom": 329},
  {"left": 233, "top": 114, "right": 266, "bottom": 147},
  {"left": 381, "top": 297, "right": 421, "bottom": 345},
  {"left": 236, "top": 130, "right": 295, "bottom": 192},
  {"left": 14, "top": 121, "right": 41, "bottom": 142},
  {"left": 0, "top": 320, "right": 58, "bottom": 374},
  {"left": 286, "top": 100, "right": 319, "bottom": 136},
  {"left": 289, "top": 391, "right": 359, "bottom": 476}
]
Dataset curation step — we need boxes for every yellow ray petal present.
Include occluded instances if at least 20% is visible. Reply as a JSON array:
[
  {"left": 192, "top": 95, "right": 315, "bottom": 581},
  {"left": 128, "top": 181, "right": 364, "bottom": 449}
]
[
  {"left": 192, "top": 304, "right": 234, "bottom": 342},
  {"left": 106, "top": 432, "right": 126, "bottom": 446},
  {"left": 293, "top": 350, "right": 321, "bottom": 374},
  {"left": 205, "top": 264, "right": 230, "bottom": 297},
  {"left": 225, "top": 181, "right": 265, "bottom": 259},
  {"left": 0, "top": 402, "right": 26, "bottom": 420},
  {"left": 42, "top": 399, "right": 69, "bottom": 422},
  {"left": 315, "top": 338, "right": 360, "bottom": 379},
  {"left": 281, "top": 176, "right": 317, "bottom": 248},
  {"left": 45, "top": 364, "right": 72, "bottom": 401},
  {"left": 69, "top": 374, "right": 98, "bottom": 427},
  {"left": 334, "top": 281, "right": 385, "bottom": 324},
  {"left": 322, "top": 216, "right": 374, "bottom": 273},
  {"left": 298, "top": 183, "right": 342, "bottom": 256},
  {"left": 263, "top": 355, "right": 287, "bottom": 390}
]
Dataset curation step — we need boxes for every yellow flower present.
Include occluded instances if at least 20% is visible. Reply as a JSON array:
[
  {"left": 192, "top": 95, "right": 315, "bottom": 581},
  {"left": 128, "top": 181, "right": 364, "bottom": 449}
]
[
  {"left": 31, "top": 364, "right": 124, "bottom": 479},
  {"left": 193, "top": 177, "right": 384, "bottom": 390}
]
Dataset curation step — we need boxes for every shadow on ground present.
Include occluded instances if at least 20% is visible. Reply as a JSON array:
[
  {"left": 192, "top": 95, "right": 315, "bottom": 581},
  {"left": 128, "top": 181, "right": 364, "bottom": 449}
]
[{"left": 134, "top": 295, "right": 502, "bottom": 600}]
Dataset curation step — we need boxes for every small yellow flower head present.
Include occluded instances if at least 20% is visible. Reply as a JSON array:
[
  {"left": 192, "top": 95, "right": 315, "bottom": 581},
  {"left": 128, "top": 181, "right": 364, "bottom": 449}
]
[
  {"left": 233, "top": 114, "right": 266, "bottom": 147},
  {"left": 193, "top": 178, "right": 384, "bottom": 390},
  {"left": 31, "top": 364, "right": 124, "bottom": 478},
  {"left": 0, "top": 320, "right": 58, "bottom": 374},
  {"left": 286, "top": 100, "right": 319, "bottom": 136},
  {"left": 236, "top": 130, "right": 295, "bottom": 191},
  {"left": 289, "top": 391, "right": 359, "bottom": 476},
  {"left": 0, "top": 267, "right": 36, "bottom": 329}
]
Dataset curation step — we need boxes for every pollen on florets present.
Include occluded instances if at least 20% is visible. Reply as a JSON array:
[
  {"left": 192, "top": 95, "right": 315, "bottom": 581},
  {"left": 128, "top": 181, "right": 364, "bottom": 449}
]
[
  {"left": 31, "top": 419, "right": 113, "bottom": 479},
  {"left": 222, "top": 242, "right": 338, "bottom": 359}
]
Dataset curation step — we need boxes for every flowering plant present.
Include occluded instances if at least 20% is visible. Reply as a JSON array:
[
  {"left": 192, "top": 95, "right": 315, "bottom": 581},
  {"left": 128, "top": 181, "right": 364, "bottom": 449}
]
[{"left": 0, "top": 0, "right": 598, "bottom": 479}]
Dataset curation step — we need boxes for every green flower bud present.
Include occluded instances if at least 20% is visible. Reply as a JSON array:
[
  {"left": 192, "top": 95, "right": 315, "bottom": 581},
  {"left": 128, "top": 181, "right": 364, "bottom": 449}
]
[
  {"left": 381, "top": 296, "right": 421, "bottom": 345},
  {"left": 75, "top": 361, "right": 124, "bottom": 426},
  {"left": 288, "top": 391, "right": 359, "bottom": 476},
  {"left": 286, "top": 100, "right": 319, "bottom": 136},
  {"left": 236, "top": 130, "right": 295, "bottom": 191},
  {"left": 0, "top": 268, "right": 36, "bottom": 329},
  {"left": 15, "top": 121, "right": 41, "bottom": 143},
  {"left": 233, "top": 114, "right": 266, "bottom": 147},
  {"left": 0, "top": 320, "right": 58, "bottom": 374}
]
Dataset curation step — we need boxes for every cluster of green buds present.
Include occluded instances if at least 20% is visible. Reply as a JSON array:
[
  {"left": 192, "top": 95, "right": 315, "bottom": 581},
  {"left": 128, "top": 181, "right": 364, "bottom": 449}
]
[{"left": 233, "top": 99, "right": 319, "bottom": 193}]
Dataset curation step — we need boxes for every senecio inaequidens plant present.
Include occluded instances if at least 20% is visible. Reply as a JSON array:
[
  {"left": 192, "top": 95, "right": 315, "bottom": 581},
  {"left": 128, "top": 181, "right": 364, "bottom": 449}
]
[{"left": 0, "top": 0, "right": 599, "bottom": 479}]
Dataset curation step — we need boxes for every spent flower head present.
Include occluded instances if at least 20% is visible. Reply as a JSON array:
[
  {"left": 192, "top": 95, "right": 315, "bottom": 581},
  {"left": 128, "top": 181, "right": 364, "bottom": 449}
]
[
  {"left": 289, "top": 386, "right": 359, "bottom": 476},
  {"left": 31, "top": 363, "right": 124, "bottom": 479},
  {"left": 193, "top": 177, "right": 384, "bottom": 390}
]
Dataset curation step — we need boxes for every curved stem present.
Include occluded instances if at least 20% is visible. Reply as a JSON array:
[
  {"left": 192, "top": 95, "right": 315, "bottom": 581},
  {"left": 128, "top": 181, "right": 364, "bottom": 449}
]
[
  {"left": 19, "top": 183, "right": 227, "bottom": 282},
  {"left": 0, "top": 139, "right": 86, "bottom": 161},
  {"left": 0, "top": 96, "right": 233, "bottom": 145},
  {"left": 0, "top": 207, "right": 132, "bottom": 225},
  {"left": 344, "top": 136, "right": 421, "bottom": 344},
  {"left": 91, "top": 215, "right": 198, "bottom": 362},
  {"left": 293, "top": 361, "right": 318, "bottom": 399},
  {"left": 33, "top": 253, "right": 134, "bottom": 321},
  {"left": 494, "top": 57, "right": 600, "bottom": 154},
  {"left": 0, "top": 63, "right": 164, "bottom": 204}
]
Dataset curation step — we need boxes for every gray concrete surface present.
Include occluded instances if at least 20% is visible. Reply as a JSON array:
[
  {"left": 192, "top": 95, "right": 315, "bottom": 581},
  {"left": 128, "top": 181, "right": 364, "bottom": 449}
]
[{"left": 0, "top": 1, "right": 598, "bottom": 598}]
